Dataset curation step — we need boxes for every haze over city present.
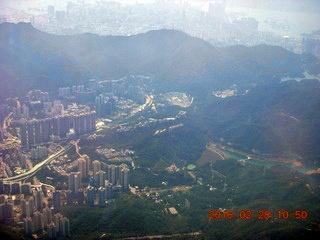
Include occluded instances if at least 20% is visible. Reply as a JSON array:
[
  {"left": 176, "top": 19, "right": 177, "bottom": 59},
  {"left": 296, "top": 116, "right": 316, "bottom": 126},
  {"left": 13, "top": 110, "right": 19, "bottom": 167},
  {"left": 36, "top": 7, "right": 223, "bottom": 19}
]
[{"left": 1, "top": 0, "right": 320, "bottom": 40}]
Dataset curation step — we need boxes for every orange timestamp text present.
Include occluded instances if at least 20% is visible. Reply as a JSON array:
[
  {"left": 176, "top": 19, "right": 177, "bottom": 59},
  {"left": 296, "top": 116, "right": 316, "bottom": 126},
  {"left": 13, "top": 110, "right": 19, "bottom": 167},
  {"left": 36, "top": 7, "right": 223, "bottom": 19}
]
[{"left": 208, "top": 209, "right": 308, "bottom": 220}]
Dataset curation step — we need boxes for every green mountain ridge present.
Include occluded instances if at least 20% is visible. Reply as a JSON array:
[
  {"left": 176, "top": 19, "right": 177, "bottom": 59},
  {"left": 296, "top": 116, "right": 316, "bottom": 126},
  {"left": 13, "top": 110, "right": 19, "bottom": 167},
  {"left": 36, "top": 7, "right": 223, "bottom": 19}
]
[
  {"left": 191, "top": 80, "right": 320, "bottom": 161},
  {"left": 0, "top": 22, "right": 314, "bottom": 98}
]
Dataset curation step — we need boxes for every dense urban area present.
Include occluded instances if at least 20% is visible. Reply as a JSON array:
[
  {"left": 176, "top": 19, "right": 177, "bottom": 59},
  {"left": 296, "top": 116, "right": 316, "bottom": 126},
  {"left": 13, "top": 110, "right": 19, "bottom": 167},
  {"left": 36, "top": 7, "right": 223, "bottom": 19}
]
[
  {"left": 0, "top": 76, "right": 147, "bottom": 238},
  {"left": 0, "top": 0, "right": 319, "bottom": 56}
]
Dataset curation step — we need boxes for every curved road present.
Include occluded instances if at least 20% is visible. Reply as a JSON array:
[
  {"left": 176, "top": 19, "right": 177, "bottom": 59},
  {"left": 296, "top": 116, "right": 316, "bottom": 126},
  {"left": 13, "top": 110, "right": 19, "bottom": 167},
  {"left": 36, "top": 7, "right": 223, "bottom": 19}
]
[{"left": 3, "top": 144, "right": 73, "bottom": 183}]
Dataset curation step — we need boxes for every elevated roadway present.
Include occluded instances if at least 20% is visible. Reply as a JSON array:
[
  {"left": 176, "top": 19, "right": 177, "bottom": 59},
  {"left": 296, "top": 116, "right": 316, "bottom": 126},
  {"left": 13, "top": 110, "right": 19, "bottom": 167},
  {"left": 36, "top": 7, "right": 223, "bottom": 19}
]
[{"left": 3, "top": 143, "right": 73, "bottom": 183}]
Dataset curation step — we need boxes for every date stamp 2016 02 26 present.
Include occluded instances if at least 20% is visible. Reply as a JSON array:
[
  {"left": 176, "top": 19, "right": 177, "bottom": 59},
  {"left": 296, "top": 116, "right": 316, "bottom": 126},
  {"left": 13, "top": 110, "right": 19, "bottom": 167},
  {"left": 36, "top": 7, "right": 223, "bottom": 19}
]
[{"left": 208, "top": 209, "right": 308, "bottom": 220}]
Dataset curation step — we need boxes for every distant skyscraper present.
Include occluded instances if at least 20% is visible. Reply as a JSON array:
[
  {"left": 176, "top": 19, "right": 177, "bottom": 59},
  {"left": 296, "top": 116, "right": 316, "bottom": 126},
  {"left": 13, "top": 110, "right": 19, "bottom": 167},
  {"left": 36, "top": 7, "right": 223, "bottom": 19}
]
[
  {"left": 58, "top": 87, "right": 71, "bottom": 98},
  {"left": 57, "top": 116, "right": 69, "bottom": 136},
  {"left": 78, "top": 158, "right": 88, "bottom": 179},
  {"left": 31, "top": 146, "right": 48, "bottom": 160},
  {"left": 19, "top": 119, "right": 52, "bottom": 147},
  {"left": 92, "top": 160, "right": 101, "bottom": 177},
  {"left": 20, "top": 121, "right": 28, "bottom": 146},
  {"left": 23, "top": 217, "right": 33, "bottom": 235},
  {"left": 95, "top": 94, "right": 106, "bottom": 105},
  {"left": 106, "top": 183, "right": 113, "bottom": 200},
  {"left": 52, "top": 101, "right": 64, "bottom": 116},
  {"left": 68, "top": 172, "right": 81, "bottom": 193},
  {"left": 115, "top": 165, "right": 120, "bottom": 185},
  {"left": 87, "top": 186, "right": 95, "bottom": 206},
  {"left": 34, "top": 120, "right": 42, "bottom": 144},
  {"left": 21, "top": 183, "right": 32, "bottom": 196},
  {"left": 108, "top": 165, "right": 117, "bottom": 185},
  {"left": 43, "top": 207, "right": 52, "bottom": 229},
  {"left": 6, "top": 201, "right": 14, "bottom": 219},
  {"left": 3, "top": 182, "right": 11, "bottom": 194},
  {"left": 120, "top": 168, "right": 129, "bottom": 190},
  {"left": 0, "top": 201, "right": 14, "bottom": 222},
  {"left": 98, "top": 187, "right": 106, "bottom": 207},
  {"left": 21, "top": 199, "right": 31, "bottom": 218},
  {"left": 53, "top": 191, "right": 61, "bottom": 211},
  {"left": 22, "top": 104, "right": 29, "bottom": 119},
  {"left": 47, "top": 223, "right": 57, "bottom": 239},
  {"left": 59, "top": 217, "right": 71, "bottom": 237},
  {"left": 34, "top": 190, "right": 43, "bottom": 211},
  {"left": 65, "top": 190, "right": 73, "bottom": 205},
  {"left": 77, "top": 189, "right": 84, "bottom": 205},
  {"left": 33, "top": 211, "right": 44, "bottom": 231},
  {"left": 29, "top": 198, "right": 35, "bottom": 217},
  {"left": 95, "top": 170, "right": 105, "bottom": 188},
  {"left": 73, "top": 112, "right": 96, "bottom": 135},
  {"left": 55, "top": 115, "right": 70, "bottom": 137},
  {"left": 11, "top": 182, "right": 21, "bottom": 195},
  {"left": 41, "top": 119, "right": 51, "bottom": 143},
  {"left": 83, "top": 155, "right": 91, "bottom": 175},
  {"left": 0, "top": 195, "right": 5, "bottom": 204},
  {"left": 53, "top": 213, "right": 63, "bottom": 233},
  {"left": 43, "top": 101, "right": 52, "bottom": 113}
]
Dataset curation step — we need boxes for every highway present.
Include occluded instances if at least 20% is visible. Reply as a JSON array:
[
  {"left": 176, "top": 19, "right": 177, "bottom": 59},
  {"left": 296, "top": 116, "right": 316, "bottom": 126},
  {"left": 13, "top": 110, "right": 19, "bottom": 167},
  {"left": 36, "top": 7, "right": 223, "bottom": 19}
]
[{"left": 3, "top": 143, "right": 73, "bottom": 183}]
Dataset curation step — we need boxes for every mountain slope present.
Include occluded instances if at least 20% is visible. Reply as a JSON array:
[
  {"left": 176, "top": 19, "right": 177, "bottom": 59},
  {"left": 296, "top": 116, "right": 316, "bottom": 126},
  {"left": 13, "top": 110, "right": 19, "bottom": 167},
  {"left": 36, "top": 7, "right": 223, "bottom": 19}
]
[
  {"left": 192, "top": 80, "right": 320, "bottom": 160},
  {"left": 0, "top": 22, "right": 319, "bottom": 160},
  {"left": 0, "top": 22, "right": 311, "bottom": 98}
]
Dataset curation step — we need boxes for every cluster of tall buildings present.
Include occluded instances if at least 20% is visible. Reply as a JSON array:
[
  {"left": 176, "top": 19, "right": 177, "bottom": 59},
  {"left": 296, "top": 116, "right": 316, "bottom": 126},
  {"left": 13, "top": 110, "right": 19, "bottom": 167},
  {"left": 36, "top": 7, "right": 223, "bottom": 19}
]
[
  {"left": 0, "top": 186, "right": 70, "bottom": 238},
  {"left": 58, "top": 85, "right": 96, "bottom": 103},
  {"left": 67, "top": 158, "right": 129, "bottom": 207},
  {"left": 13, "top": 103, "right": 29, "bottom": 120},
  {"left": 60, "top": 84, "right": 118, "bottom": 118},
  {"left": 86, "top": 185, "right": 113, "bottom": 207},
  {"left": 0, "top": 181, "right": 32, "bottom": 196},
  {"left": 0, "top": 196, "right": 14, "bottom": 224},
  {"left": 58, "top": 85, "right": 86, "bottom": 98},
  {"left": 43, "top": 100, "right": 65, "bottom": 117},
  {"left": 19, "top": 118, "right": 52, "bottom": 147},
  {"left": 17, "top": 111, "right": 96, "bottom": 148},
  {"left": 111, "top": 83, "right": 146, "bottom": 105},
  {"left": 126, "top": 85, "right": 146, "bottom": 104},
  {"left": 26, "top": 90, "right": 50, "bottom": 102},
  {"left": 95, "top": 94, "right": 116, "bottom": 118},
  {"left": 23, "top": 207, "right": 70, "bottom": 238},
  {"left": 91, "top": 161, "right": 129, "bottom": 190},
  {"left": 106, "top": 164, "right": 129, "bottom": 190},
  {"left": 30, "top": 146, "right": 48, "bottom": 160}
]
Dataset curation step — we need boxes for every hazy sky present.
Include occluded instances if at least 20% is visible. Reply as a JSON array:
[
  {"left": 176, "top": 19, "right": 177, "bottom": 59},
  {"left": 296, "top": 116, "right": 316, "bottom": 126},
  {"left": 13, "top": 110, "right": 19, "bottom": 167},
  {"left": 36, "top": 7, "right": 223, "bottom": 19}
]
[
  {"left": 2, "top": 0, "right": 205, "bottom": 11},
  {"left": 1, "top": 0, "right": 319, "bottom": 37},
  {"left": 2, "top": 0, "right": 320, "bottom": 12}
]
